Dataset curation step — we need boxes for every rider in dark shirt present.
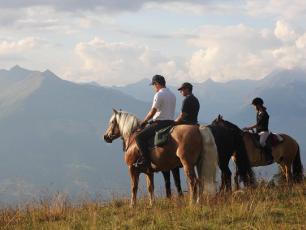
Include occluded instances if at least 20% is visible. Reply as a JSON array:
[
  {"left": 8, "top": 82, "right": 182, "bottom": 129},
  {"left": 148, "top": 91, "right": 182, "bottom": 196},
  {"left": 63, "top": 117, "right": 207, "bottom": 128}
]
[
  {"left": 175, "top": 82, "right": 200, "bottom": 125},
  {"left": 244, "top": 97, "right": 272, "bottom": 162},
  {"left": 256, "top": 108, "right": 269, "bottom": 133}
]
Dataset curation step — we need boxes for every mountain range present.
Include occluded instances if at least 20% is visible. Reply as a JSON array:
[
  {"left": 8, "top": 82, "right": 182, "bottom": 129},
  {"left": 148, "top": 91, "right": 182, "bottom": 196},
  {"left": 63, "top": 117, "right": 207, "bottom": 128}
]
[{"left": 0, "top": 65, "right": 305, "bottom": 204}]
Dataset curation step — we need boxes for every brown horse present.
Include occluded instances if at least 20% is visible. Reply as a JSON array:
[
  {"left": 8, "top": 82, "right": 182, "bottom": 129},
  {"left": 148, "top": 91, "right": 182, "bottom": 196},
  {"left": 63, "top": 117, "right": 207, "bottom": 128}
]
[
  {"left": 103, "top": 109, "right": 218, "bottom": 206},
  {"left": 213, "top": 116, "right": 303, "bottom": 189}
]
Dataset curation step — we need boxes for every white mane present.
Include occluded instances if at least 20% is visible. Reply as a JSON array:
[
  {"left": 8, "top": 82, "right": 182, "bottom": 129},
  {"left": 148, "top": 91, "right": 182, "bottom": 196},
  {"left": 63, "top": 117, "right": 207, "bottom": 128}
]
[{"left": 110, "top": 111, "right": 141, "bottom": 138}]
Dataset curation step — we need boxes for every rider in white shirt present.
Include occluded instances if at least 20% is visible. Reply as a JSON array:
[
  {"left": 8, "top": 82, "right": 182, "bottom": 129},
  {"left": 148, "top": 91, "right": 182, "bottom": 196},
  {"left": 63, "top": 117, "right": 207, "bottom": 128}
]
[{"left": 134, "top": 75, "right": 176, "bottom": 170}]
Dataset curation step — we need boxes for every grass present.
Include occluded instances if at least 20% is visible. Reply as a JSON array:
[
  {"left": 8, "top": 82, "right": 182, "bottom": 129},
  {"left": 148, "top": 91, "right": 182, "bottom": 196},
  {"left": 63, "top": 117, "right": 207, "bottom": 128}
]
[{"left": 0, "top": 183, "right": 305, "bottom": 230}]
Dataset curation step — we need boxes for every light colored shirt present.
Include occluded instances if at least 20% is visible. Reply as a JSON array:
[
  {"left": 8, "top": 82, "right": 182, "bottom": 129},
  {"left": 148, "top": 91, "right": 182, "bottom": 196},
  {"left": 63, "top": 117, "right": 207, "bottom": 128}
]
[{"left": 152, "top": 87, "right": 176, "bottom": 121}]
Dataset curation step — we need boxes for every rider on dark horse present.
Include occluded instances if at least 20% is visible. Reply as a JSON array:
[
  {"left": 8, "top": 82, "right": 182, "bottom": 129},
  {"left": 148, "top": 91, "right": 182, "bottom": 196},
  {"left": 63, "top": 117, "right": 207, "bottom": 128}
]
[
  {"left": 244, "top": 97, "right": 273, "bottom": 162},
  {"left": 175, "top": 82, "right": 200, "bottom": 125},
  {"left": 134, "top": 75, "right": 176, "bottom": 170}
]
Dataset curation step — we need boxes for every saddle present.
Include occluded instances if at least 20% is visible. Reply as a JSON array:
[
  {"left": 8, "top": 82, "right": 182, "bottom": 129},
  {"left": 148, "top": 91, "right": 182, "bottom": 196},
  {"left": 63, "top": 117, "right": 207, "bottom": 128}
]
[
  {"left": 153, "top": 125, "right": 174, "bottom": 147},
  {"left": 248, "top": 132, "right": 284, "bottom": 148}
]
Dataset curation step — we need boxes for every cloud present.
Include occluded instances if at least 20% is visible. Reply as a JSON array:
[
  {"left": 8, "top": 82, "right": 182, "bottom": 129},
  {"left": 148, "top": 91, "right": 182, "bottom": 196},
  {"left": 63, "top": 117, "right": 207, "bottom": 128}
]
[
  {"left": 0, "top": 7, "right": 112, "bottom": 35},
  {"left": 186, "top": 21, "right": 306, "bottom": 82},
  {"left": 71, "top": 37, "right": 184, "bottom": 85},
  {"left": 0, "top": 1, "right": 234, "bottom": 13},
  {"left": 246, "top": 0, "right": 306, "bottom": 21},
  {"left": 68, "top": 19, "right": 306, "bottom": 85},
  {"left": 144, "top": 1, "right": 242, "bottom": 15},
  {"left": 0, "top": 37, "right": 43, "bottom": 55},
  {"left": 274, "top": 20, "right": 298, "bottom": 42}
]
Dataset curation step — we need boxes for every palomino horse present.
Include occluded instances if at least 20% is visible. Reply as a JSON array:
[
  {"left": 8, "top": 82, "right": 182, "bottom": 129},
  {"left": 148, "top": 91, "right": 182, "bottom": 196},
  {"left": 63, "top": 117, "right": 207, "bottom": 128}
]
[
  {"left": 212, "top": 116, "right": 303, "bottom": 188},
  {"left": 103, "top": 109, "right": 218, "bottom": 206}
]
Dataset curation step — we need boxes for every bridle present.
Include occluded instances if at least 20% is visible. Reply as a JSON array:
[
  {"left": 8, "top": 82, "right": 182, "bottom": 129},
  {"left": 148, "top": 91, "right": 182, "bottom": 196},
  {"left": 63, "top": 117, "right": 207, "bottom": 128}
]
[{"left": 106, "top": 114, "right": 120, "bottom": 141}]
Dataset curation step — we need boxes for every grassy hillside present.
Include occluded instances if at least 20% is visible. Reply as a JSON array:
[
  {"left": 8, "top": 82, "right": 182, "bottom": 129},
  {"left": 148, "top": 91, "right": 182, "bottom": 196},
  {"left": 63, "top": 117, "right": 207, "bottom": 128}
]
[{"left": 1, "top": 183, "right": 305, "bottom": 229}]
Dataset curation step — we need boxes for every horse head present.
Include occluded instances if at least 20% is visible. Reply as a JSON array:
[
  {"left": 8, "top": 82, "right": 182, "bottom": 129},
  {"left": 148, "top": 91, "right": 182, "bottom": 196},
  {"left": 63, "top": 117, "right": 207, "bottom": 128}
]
[
  {"left": 103, "top": 109, "right": 122, "bottom": 143},
  {"left": 211, "top": 114, "right": 225, "bottom": 127}
]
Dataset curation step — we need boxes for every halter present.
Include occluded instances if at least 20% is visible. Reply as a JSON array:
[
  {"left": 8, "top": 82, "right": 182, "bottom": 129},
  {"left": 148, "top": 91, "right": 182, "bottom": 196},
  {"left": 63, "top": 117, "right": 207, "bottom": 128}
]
[{"left": 108, "top": 114, "right": 119, "bottom": 140}]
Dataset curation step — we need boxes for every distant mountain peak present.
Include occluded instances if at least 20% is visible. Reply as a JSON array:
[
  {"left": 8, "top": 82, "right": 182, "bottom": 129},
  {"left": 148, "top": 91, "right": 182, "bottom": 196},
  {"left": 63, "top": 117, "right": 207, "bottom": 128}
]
[
  {"left": 262, "top": 68, "right": 306, "bottom": 87},
  {"left": 10, "top": 65, "right": 24, "bottom": 71},
  {"left": 9, "top": 65, "right": 31, "bottom": 74},
  {"left": 203, "top": 78, "right": 216, "bottom": 85},
  {"left": 40, "top": 69, "right": 62, "bottom": 81}
]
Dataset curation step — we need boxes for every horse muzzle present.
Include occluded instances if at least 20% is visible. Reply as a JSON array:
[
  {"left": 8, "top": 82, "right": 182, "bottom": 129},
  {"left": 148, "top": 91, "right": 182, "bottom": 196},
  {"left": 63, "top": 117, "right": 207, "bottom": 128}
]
[{"left": 103, "top": 134, "right": 113, "bottom": 143}]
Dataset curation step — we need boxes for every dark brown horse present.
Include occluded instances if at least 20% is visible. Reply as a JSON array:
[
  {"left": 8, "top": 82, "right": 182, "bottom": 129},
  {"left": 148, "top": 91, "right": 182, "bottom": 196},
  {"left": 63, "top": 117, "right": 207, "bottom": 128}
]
[
  {"left": 212, "top": 116, "right": 304, "bottom": 189},
  {"left": 103, "top": 109, "right": 218, "bottom": 206},
  {"left": 210, "top": 115, "right": 255, "bottom": 191}
]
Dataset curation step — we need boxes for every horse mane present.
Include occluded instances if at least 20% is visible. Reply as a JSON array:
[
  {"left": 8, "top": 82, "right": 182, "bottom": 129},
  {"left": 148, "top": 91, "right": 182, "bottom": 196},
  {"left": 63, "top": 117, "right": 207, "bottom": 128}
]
[
  {"left": 222, "top": 120, "right": 242, "bottom": 133},
  {"left": 112, "top": 111, "right": 141, "bottom": 138}
]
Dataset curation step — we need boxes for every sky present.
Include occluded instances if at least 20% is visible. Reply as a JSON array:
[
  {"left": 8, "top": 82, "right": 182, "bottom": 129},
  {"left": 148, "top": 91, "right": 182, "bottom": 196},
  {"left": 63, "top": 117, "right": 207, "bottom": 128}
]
[{"left": 0, "top": 0, "right": 306, "bottom": 86}]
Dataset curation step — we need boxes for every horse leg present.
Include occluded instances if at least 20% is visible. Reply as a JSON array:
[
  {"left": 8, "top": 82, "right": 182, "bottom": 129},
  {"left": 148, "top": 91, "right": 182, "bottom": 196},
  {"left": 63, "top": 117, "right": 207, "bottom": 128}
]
[
  {"left": 172, "top": 167, "right": 183, "bottom": 197},
  {"left": 220, "top": 161, "right": 232, "bottom": 192},
  {"left": 220, "top": 170, "right": 226, "bottom": 192},
  {"left": 196, "top": 161, "right": 203, "bottom": 203},
  {"left": 234, "top": 168, "right": 240, "bottom": 190},
  {"left": 161, "top": 171, "right": 171, "bottom": 198},
  {"left": 129, "top": 166, "right": 140, "bottom": 207},
  {"left": 284, "top": 163, "right": 293, "bottom": 185},
  {"left": 183, "top": 164, "right": 198, "bottom": 204},
  {"left": 146, "top": 172, "right": 154, "bottom": 206}
]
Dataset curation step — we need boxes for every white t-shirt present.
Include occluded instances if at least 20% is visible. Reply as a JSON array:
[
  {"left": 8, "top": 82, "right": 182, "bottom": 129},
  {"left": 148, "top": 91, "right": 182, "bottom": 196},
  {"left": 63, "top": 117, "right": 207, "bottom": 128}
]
[{"left": 152, "top": 87, "right": 176, "bottom": 121}]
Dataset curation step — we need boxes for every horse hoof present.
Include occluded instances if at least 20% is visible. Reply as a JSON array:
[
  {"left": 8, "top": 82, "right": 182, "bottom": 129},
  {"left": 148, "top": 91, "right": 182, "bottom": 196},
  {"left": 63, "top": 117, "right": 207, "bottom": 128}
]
[{"left": 130, "top": 202, "right": 136, "bottom": 208}]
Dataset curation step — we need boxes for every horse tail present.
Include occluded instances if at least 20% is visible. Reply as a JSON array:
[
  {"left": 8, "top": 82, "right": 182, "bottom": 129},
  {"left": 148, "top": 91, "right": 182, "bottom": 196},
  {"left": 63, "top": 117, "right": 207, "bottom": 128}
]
[
  {"left": 293, "top": 145, "right": 304, "bottom": 183},
  {"left": 235, "top": 138, "right": 256, "bottom": 187},
  {"left": 198, "top": 126, "right": 218, "bottom": 195}
]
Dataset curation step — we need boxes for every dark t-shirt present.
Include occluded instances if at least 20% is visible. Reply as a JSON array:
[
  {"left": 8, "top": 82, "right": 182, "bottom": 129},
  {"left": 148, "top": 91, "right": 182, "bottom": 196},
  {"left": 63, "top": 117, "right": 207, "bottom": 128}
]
[
  {"left": 181, "top": 94, "right": 200, "bottom": 124},
  {"left": 256, "top": 109, "right": 269, "bottom": 133}
]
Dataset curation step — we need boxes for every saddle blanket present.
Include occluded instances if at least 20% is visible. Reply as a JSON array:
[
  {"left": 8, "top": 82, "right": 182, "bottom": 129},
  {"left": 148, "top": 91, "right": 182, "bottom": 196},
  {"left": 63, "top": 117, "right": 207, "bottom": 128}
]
[{"left": 154, "top": 125, "right": 173, "bottom": 147}]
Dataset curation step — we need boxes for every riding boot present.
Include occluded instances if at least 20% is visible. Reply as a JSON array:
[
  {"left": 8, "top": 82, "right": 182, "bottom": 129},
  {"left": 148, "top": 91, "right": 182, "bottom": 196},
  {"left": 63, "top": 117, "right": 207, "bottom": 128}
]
[
  {"left": 133, "top": 152, "right": 151, "bottom": 172},
  {"left": 264, "top": 144, "right": 273, "bottom": 164}
]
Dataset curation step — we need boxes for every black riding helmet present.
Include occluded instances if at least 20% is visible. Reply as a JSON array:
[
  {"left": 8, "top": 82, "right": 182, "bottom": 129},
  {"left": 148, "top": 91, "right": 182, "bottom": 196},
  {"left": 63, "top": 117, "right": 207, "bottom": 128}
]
[{"left": 252, "top": 97, "right": 264, "bottom": 106}]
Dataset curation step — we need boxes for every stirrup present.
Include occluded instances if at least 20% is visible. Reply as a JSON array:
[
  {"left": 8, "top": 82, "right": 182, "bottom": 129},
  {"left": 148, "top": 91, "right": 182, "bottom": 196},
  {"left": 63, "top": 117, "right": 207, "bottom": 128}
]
[{"left": 133, "top": 157, "right": 148, "bottom": 167}]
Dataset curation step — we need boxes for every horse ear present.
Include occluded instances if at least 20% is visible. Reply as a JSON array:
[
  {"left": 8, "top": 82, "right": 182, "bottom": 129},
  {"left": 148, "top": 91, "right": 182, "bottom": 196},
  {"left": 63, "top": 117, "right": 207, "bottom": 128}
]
[
  {"left": 218, "top": 114, "right": 221, "bottom": 120},
  {"left": 112, "top": 108, "right": 118, "bottom": 114}
]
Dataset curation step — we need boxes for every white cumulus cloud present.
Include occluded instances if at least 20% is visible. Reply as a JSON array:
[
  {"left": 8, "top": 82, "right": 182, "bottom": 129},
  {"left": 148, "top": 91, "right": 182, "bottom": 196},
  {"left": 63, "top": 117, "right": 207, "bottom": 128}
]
[
  {"left": 0, "top": 37, "right": 43, "bottom": 55},
  {"left": 72, "top": 37, "right": 184, "bottom": 85},
  {"left": 274, "top": 20, "right": 298, "bottom": 43},
  {"left": 185, "top": 22, "right": 306, "bottom": 82}
]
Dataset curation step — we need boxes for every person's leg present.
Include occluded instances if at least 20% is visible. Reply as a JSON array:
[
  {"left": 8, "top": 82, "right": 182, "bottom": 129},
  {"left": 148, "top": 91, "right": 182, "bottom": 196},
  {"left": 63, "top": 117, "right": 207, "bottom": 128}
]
[
  {"left": 135, "top": 123, "right": 158, "bottom": 167},
  {"left": 260, "top": 132, "right": 273, "bottom": 162},
  {"left": 259, "top": 131, "right": 269, "bottom": 147},
  {"left": 134, "top": 120, "right": 173, "bottom": 168}
]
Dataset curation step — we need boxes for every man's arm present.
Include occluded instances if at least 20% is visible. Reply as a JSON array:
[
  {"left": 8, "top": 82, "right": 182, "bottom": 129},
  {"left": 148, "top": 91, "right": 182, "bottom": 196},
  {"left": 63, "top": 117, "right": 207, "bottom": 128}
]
[
  {"left": 244, "top": 124, "right": 257, "bottom": 130},
  {"left": 141, "top": 108, "right": 157, "bottom": 126},
  {"left": 175, "top": 112, "right": 187, "bottom": 124}
]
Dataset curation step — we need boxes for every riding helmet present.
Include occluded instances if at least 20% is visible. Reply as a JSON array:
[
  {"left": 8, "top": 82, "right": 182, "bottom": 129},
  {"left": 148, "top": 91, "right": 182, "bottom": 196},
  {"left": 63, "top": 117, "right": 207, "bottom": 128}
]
[{"left": 252, "top": 97, "right": 264, "bottom": 106}]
